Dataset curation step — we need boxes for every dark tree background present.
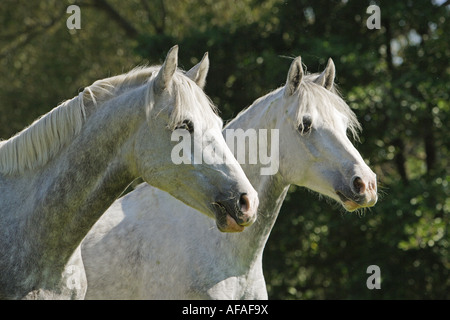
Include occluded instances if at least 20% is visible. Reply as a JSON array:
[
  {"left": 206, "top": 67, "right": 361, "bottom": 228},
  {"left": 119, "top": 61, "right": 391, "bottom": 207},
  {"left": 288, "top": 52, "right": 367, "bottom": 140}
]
[{"left": 1, "top": 0, "right": 448, "bottom": 299}]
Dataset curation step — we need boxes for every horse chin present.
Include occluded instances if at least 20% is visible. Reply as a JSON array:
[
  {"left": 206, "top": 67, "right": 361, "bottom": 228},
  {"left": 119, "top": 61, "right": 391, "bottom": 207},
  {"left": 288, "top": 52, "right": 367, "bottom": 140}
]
[
  {"left": 341, "top": 200, "right": 361, "bottom": 212},
  {"left": 336, "top": 191, "right": 361, "bottom": 212},
  {"left": 212, "top": 203, "right": 245, "bottom": 233},
  {"left": 217, "top": 214, "right": 245, "bottom": 233}
]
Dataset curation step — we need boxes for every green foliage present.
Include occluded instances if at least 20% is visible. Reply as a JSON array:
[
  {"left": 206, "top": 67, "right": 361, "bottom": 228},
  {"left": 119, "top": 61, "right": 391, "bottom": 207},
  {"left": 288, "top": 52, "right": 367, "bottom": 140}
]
[
  {"left": 266, "top": 173, "right": 449, "bottom": 299},
  {"left": 1, "top": 0, "right": 448, "bottom": 299}
]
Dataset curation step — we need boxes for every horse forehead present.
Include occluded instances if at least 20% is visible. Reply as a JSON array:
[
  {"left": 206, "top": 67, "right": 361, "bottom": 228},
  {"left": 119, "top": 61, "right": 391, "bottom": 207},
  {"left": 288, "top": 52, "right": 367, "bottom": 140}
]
[{"left": 292, "top": 92, "right": 350, "bottom": 125}]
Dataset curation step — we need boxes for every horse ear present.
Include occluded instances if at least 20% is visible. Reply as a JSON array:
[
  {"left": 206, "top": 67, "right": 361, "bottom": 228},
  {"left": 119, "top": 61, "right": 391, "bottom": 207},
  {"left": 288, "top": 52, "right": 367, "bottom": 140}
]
[
  {"left": 186, "top": 52, "right": 209, "bottom": 89},
  {"left": 285, "top": 56, "right": 303, "bottom": 97},
  {"left": 154, "top": 45, "right": 178, "bottom": 93},
  {"left": 314, "top": 58, "right": 335, "bottom": 90}
]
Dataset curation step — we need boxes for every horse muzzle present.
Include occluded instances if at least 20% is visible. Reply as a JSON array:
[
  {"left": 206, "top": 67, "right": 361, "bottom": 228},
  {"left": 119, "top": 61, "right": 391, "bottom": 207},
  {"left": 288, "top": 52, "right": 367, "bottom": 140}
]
[
  {"left": 336, "top": 175, "right": 378, "bottom": 212},
  {"left": 212, "top": 193, "right": 258, "bottom": 232}
]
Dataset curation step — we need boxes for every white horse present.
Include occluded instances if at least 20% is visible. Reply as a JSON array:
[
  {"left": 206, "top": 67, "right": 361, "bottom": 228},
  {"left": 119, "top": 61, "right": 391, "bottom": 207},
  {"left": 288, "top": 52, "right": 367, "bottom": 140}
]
[
  {"left": 82, "top": 55, "right": 378, "bottom": 299},
  {"left": 0, "top": 46, "right": 258, "bottom": 299}
]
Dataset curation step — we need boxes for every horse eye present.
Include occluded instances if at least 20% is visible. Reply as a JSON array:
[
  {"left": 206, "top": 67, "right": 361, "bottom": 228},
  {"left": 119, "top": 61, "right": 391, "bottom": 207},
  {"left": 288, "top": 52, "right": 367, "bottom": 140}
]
[
  {"left": 298, "top": 115, "right": 312, "bottom": 135},
  {"left": 175, "top": 119, "right": 194, "bottom": 133}
]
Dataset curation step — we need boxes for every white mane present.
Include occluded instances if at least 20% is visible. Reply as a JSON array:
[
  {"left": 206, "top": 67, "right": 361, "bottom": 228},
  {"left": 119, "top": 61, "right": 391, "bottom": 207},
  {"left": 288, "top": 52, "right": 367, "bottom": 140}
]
[
  {"left": 296, "top": 74, "right": 361, "bottom": 141},
  {"left": 231, "top": 72, "right": 361, "bottom": 141},
  {"left": 0, "top": 92, "right": 88, "bottom": 175},
  {"left": 0, "top": 66, "right": 218, "bottom": 175},
  {"left": 145, "top": 67, "right": 219, "bottom": 131}
]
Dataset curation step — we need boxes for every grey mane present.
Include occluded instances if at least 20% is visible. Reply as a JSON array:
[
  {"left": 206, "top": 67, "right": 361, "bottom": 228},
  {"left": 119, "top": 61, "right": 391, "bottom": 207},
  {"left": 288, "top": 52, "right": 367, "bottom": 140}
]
[{"left": 0, "top": 66, "right": 218, "bottom": 175}]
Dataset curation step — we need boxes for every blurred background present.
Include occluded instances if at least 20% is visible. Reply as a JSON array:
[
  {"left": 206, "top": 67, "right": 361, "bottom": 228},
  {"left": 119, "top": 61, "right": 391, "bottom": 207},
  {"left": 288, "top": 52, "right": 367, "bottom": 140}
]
[{"left": 1, "top": 0, "right": 448, "bottom": 299}]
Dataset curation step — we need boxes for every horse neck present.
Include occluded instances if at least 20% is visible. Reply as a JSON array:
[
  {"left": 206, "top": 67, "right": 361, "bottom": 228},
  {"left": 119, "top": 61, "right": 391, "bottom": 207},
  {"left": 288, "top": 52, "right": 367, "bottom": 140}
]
[
  {"left": 18, "top": 89, "right": 145, "bottom": 280},
  {"left": 224, "top": 89, "right": 290, "bottom": 263}
]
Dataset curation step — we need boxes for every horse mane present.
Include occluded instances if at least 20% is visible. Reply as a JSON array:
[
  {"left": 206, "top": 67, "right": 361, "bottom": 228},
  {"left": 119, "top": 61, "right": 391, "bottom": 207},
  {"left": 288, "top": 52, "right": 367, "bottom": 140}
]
[
  {"left": 0, "top": 91, "right": 89, "bottom": 176},
  {"left": 0, "top": 66, "right": 218, "bottom": 175},
  {"left": 159, "top": 73, "right": 219, "bottom": 131},
  {"left": 230, "top": 72, "right": 361, "bottom": 141},
  {"left": 296, "top": 73, "right": 361, "bottom": 141}
]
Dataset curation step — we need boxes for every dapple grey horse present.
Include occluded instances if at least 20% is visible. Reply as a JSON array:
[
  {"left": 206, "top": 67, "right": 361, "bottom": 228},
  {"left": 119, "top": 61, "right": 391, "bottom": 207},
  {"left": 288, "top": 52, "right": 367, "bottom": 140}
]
[{"left": 0, "top": 46, "right": 258, "bottom": 299}]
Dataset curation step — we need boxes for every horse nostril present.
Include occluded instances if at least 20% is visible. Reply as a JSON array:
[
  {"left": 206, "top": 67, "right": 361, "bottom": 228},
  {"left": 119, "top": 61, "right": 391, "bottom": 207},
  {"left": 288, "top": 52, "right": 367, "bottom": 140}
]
[
  {"left": 352, "top": 177, "right": 366, "bottom": 194},
  {"left": 239, "top": 193, "right": 250, "bottom": 213}
]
